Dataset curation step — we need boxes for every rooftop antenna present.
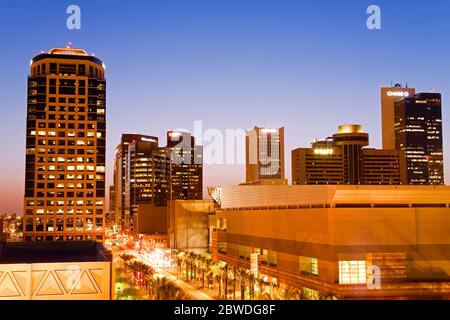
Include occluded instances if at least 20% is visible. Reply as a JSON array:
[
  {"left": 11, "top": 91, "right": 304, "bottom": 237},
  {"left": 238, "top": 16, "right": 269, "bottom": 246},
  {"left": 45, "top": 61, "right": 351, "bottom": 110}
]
[
  {"left": 262, "top": 114, "right": 267, "bottom": 128},
  {"left": 66, "top": 41, "right": 72, "bottom": 49},
  {"left": 406, "top": 82, "right": 408, "bottom": 88}
]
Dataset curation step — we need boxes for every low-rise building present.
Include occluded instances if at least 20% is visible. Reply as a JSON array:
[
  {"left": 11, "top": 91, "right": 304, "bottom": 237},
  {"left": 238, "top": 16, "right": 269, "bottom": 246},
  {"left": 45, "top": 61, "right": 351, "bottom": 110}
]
[
  {"left": 210, "top": 184, "right": 450, "bottom": 300},
  {"left": 0, "top": 241, "right": 111, "bottom": 300}
]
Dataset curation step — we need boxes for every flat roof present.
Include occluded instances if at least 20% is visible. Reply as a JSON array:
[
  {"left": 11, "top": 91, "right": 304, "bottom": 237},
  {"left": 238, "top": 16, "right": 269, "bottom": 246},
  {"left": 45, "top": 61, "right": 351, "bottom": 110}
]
[
  {"left": 0, "top": 241, "right": 109, "bottom": 264},
  {"left": 217, "top": 185, "right": 450, "bottom": 209}
]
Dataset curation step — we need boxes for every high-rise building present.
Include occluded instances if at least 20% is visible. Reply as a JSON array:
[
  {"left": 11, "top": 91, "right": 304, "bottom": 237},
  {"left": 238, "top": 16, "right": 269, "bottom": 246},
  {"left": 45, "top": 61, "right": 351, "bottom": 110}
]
[
  {"left": 246, "top": 127, "right": 285, "bottom": 183},
  {"left": 166, "top": 131, "right": 203, "bottom": 201},
  {"left": 333, "top": 125, "right": 369, "bottom": 185},
  {"left": 124, "top": 137, "right": 169, "bottom": 231},
  {"left": 24, "top": 47, "right": 106, "bottom": 241},
  {"left": 107, "top": 185, "right": 116, "bottom": 227},
  {"left": 381, "top": 85, "right": 416, "bottom": 150},
  {"left": 394, "top": 92, "right": 444, "bottom": 185},
  {"left": 112, "top": 131, "right": 203, "bottom": 232},
  {"left": 113, "top": 134, "right": 156, "bottom": 229},
  {"left": 292, "top": 125, "right": 406, "bottom": 185}
]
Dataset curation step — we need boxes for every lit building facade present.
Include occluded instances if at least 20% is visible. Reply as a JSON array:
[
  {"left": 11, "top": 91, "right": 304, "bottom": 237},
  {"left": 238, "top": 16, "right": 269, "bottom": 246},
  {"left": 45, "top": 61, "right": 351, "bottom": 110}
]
[
  {"left": 381, "top": 85, "right": 416, "bottom": 150},
  {"left": 292, "top": 125, "right": 406, "bottom": 185},
  {"left": 166, "top": 131, "right": 203, "bottom": 201},
  {"left": 395, "top": 92, "right": 444, "bottom": 185},
  {"left": 113, "top": 131, "right": 203, "bottom": 232},
  {"left": 210, "top": 185, "right": 450, "bottom": 300},
  {"left": 113, "top": 134, "right": 156, "bottom": 229},
  {"left": 246, "top": 127, "right": 285, "bottom": 183},
  {"left": 125, "top": 137, "right": 169, "bottom": 231},
  {"left": 24, "top": 47, "right": 106, "bottom": 241}
]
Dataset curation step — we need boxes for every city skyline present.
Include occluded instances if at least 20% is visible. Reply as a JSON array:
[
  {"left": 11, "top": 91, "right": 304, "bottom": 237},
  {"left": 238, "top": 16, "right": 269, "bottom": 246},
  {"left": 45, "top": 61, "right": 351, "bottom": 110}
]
[{"left": 1, "top": 0, "right": 450, "bottom": 214}]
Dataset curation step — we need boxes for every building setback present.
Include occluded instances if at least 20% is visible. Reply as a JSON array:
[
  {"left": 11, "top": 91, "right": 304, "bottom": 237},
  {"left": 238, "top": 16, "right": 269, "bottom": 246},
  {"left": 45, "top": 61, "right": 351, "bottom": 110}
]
[
  {"left": 292, "top": 125, "right": 406, "bottom": 185},
  {"left": 395, "top": 92, "right": 444, "bottom": 185},
  {"left": 24, "top": 47, "right": 106, "bottom": 242}
]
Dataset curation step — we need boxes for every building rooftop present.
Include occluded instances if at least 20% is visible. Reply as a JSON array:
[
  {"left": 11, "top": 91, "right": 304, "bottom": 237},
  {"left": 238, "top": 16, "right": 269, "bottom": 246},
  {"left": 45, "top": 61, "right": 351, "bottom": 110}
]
[
  {"left": 0, "top": 241, "right": 109, "bottom": 264},
  {"left": 214, "top": 185, "right": 450, "bottom": 209},
  {"left": 31, "top": 47, "right": 103, "bottom": 66}
]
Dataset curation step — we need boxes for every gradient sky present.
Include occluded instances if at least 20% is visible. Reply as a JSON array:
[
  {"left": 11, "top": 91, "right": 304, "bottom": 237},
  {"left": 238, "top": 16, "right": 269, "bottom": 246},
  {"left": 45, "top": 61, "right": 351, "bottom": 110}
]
[{"left": 1, "top": 0, "right": 449, "bottom": 214}]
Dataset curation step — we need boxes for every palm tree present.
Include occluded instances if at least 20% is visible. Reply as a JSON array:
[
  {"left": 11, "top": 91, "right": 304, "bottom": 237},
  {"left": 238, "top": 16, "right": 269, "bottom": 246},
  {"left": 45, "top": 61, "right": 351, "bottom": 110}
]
[
  {"left": 151, "top": 276, "right": 172, "bottom": 300},
  {"left": 247, "top": 273, "right": 257, "bottom": 300},
  {"left": 223, "top": 263, "right": 229, "bottom": 300},
  {"left": 237, "top": 268, "right": 248, "bottom": 300},
  {"left": 210, "top": 262, "right": 222, "bottom": 298},
  {"left": 279, "top": 286, "right": 298, "bottom": 300},
  {"left": 177, "top": 251, "right": 185, "bottom": 278},
  {"left": 295, "top": 287, "right": 306, "bottom": 300},
  {"left": 188, "top": 252, "right": 197, "bottom": 281},
  {"left": 120, "top": 253, "right": 135, "bottom": 265},
  {"left": 198, "top": 257, "right": 208, "bottom": 288},
  {"left": 227, "top": 267, "right": 237, "bottom": 300},
  {"left": 256, "top": 277, "right": 269, "bottom": 300}
]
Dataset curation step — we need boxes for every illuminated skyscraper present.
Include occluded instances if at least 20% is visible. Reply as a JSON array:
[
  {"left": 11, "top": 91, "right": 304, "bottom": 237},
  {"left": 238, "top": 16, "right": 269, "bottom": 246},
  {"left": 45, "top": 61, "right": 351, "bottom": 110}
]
[
  {"left": 394, "top": 92, "right": 444, "bottom": 185},
  {"left": 381, "top": 85, "right": 416, "bottom": 150},
  {"left": 113, "top": 131, "right": 203, "bottom": 232},
  {"left": 166, "top": 131, "right": 203, "bottom": 200},
  {"left": 24, "top": 47, "right": 106, "bottom": 241},
  {"left": 245, "top": 127, "right": 285, "bottom": 183},
  {"left": 124, "top": 137, "right": 169, "bottom": 231},
  {"left": 113, "top": 134, "right": 159, "bottom": 230}
]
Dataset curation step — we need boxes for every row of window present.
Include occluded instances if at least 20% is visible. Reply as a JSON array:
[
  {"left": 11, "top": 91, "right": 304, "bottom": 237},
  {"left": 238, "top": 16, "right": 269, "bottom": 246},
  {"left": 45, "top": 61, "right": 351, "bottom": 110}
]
[
  {"left": 25, "top": 209, "right": 103, "bottom": 215},
  {"left": 34, "top": 157, "right": 102, "bottom": 163},
  {"left": 25, "top": 235, "right": 104, "bottom": 241},
  {"left": 37, "top": 165, "right": 96, "bottom": 171},
  {"left": 222, "top": 245, "right": 368, "bottom": 285}
]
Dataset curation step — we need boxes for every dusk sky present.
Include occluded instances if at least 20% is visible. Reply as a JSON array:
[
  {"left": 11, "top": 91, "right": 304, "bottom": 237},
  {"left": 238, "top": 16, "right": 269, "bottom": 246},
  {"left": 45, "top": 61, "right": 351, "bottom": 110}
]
[{"left": 1, "top": 0, "right": 449, "bottom": 214}]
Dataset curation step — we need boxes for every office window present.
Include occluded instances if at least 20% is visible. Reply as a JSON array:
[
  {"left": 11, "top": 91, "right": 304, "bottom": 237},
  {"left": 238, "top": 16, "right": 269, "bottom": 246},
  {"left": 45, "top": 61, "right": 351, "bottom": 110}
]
[
  {"left": 300, "top": 256, "right": 319, "bottom": 277},
  {"left": 339, "top": 261, "right": 367, "bottom": 284},
  {"left": 268, "top": 250, "right": 277, "bottom": 267}
]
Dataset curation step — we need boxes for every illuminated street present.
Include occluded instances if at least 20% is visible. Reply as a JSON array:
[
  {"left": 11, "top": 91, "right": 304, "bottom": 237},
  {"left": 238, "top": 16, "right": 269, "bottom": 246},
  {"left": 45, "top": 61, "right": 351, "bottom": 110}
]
[{"left": 130, "top": 250, "right": 214, "bottom": 300}]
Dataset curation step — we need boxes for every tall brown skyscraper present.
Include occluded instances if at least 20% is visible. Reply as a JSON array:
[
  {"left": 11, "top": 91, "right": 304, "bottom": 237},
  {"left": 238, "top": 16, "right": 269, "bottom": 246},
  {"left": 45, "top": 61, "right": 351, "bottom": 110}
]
[
  {"left": 381, "top": 85, "right": 416, "bottom": 150},
  {"left": 245, "top": 127, "right": 285, "bottom": 183},
  {"left": 24, "top": 47, "right": 106, "bottom": 241}
]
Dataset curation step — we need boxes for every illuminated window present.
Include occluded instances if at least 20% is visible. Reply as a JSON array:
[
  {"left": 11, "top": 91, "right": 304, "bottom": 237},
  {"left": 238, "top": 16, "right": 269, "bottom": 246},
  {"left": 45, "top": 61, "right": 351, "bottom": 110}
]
[
  {"left": 339, "top": 261, "right": 367, "bottom": 284},
  {"left": 300, "top": 256, "right": 319, "bottom": 277},
  {"left": 96, "top": 166, "right": 106, "bottom": 173}
]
